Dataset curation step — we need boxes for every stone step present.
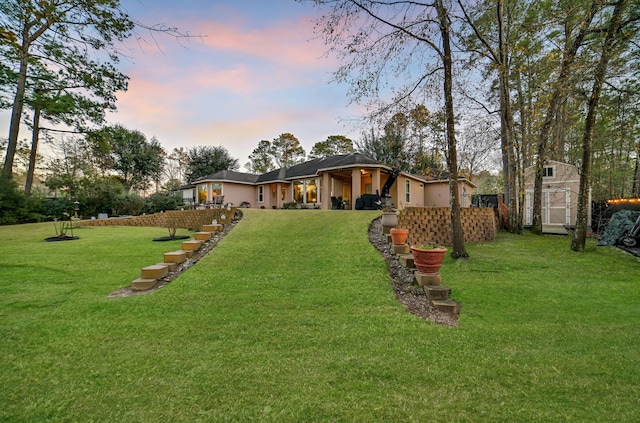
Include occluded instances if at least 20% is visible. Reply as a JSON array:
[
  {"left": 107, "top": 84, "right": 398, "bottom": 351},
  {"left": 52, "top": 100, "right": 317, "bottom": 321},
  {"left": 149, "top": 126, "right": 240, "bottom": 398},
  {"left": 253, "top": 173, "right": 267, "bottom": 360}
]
[
  {"left": 392, "top": 244, "right": 410, "bottom": 255},
  {"left": 399, "top": 254, "right": 414, "bottom": 268},
  {"left": 194, "top": 231, "right": 212, "bottom": 241},
  {"left": 182, "top": 239, "right": 203, "bottom": 251},
  {"left": 432, "top": 299, "right": 458, "bottom": 314},
  {"left": 415, "top": 271, "right": 441, "bottom": 286},
  {"left": 141, "top": 264, "right": 168, "bottom": 280},
  {"left": 424, "top": 284, "right": 451, "bottom": 301},
  {"left": 202, "top": 224, "right": 223, "bottom": 232},
  {"left": 182, "top": 249, "right": 193, "bottom": 259},
  {"left": 158, "top": 262, "right": 178, "bottom": 272},
  {"left": 131, "top": 278, "right": 157, "bottom": 291},
  {"left": 163, "top": 251, "right": 187, "bottom": 264}
]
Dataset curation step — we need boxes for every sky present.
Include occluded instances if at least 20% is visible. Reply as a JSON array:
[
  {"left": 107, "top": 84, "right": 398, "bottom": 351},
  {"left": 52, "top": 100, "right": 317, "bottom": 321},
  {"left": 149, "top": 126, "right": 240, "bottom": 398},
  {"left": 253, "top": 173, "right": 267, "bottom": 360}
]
[
  {"left": 106, "top": 0, "right": 359, "bottom": 170},
  {"left": 2, "top": 0, "right": 362, "bottom": 172}
]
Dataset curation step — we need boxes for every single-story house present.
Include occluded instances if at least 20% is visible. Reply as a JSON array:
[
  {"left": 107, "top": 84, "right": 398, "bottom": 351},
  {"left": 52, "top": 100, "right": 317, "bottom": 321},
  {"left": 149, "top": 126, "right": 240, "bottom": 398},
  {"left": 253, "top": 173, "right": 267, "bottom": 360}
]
[
  {"left": 181, "top": 153, "right": 475, "bottom": 211},
  {"left": 524, "top": 160, "right": 591, "bottom": 233}
]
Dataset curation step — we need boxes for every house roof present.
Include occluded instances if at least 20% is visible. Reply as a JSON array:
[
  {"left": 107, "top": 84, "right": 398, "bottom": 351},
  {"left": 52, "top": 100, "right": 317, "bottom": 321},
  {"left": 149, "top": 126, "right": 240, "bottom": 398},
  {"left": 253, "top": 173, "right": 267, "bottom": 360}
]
[
  {"left": 194, "top": 169, "right": 260, "bottom": 185},
  {"left": 176, "top": 183, "right": 195, "bottom": 191},
  {"left": 253, "top": 153, "right": 393, "bottom": 183},
  {"left": 417, "top": 170, "right": 477, "bottom": 188},
  {"left": 191, "top": 154, "right": 459, "bottom": 187},
  {"left": 255, "top": 167, "right": 287, "bottom": 183}
]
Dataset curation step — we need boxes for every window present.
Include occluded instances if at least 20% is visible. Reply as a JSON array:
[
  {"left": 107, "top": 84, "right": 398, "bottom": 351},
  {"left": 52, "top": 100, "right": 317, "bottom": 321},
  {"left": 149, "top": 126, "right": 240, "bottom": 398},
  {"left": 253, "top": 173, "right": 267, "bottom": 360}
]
[
  {"left": 258, "top": 186, "right": 264, "bottom": 203},
  {"left": 543, "top": 166, "right": 554, "bottom": 178},
  {"left": 198, "top": 185, "right": 207, "bottom": 203},
  {"left": 405, "top": 179, "right": 411, "bottom": 203},
  {"left": 293, "top": 179, "right": 319, "bottom": 204},
  {"left": 212, "top": 183, "right": 222, "bottom": 195}
]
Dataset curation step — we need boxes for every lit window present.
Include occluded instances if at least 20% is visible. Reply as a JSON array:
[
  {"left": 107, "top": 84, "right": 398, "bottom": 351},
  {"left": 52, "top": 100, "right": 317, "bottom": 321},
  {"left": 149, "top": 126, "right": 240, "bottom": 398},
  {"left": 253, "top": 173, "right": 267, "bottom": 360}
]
[{"left": 293, "top": 179, "right": 319, "bottom": 204}]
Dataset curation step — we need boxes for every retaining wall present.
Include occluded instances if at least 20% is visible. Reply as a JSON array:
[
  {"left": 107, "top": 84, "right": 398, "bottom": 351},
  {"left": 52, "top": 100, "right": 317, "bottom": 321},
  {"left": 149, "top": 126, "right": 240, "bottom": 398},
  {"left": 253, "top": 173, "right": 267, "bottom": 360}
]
[
  {"left": 75, "top": 208, "right": 236, "bottom": 231},
  {"left": 397, "top": 207, "right": 498, "bottom": 246}
]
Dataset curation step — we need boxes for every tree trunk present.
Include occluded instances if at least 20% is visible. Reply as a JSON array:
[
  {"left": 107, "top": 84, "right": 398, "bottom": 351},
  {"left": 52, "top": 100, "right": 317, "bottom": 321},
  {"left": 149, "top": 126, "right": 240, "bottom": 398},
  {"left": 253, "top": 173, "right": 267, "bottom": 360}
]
[
  {"left": 572, "top": 0, "right": 628, "bottom": 251},
  {"left": 25, "top": 107, "right": 41, "bottom": 196},
  {"left": 531, "top": 1, "right": 598, "bottom": 235},
  {"left": 3, "top": 41, "right": 29, "bottom": 179},
  {"left": 436, "top": 0, "right": 468, "bottom": 259},
  {"left": 496, "top": 0, "right": 520, "bottom": 234}
]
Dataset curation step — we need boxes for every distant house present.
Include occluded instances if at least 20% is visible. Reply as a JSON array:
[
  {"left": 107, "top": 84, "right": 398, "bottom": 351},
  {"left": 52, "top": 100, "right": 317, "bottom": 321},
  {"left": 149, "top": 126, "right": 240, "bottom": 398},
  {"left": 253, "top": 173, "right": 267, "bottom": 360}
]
[
  {"left": 524, "top": 160, "right": 591, "bottom": 233},
  {"left": 180, "top": 153, "right": 475, "bottom": 210}
]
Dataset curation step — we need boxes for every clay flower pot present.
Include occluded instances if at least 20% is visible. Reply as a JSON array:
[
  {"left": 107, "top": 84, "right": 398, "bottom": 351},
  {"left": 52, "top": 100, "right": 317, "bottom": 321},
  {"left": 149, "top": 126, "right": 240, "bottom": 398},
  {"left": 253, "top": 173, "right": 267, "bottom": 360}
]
[
  {"left": 410, "top": 245, "right": 448, "bottom": 274},
  {"left": 389, "top": 228, "right": 409, "bottom": 245}
]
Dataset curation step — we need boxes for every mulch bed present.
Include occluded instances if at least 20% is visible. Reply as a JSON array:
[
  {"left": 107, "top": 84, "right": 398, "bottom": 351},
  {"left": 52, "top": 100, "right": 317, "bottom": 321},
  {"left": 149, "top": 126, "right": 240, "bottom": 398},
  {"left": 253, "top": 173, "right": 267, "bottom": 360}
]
[{"left": 368, "top": 218, "right": 459, "bottom": 327}]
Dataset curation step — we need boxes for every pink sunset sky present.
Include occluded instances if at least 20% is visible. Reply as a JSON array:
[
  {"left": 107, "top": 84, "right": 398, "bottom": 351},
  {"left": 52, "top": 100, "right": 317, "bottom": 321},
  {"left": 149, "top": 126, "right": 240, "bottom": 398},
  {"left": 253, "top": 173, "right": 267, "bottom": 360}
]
[{"left": 2, "top": 0, "right": 362, "bottom": 171}]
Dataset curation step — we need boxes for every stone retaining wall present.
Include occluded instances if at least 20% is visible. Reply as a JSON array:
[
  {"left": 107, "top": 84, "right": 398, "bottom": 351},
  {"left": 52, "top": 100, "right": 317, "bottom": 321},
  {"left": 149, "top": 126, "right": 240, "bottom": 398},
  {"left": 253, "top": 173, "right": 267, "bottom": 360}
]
[
  {"left": 75, "top": 208, "right": 236, "bottom": 231},
  {"left": 397, "top": 207, "right": 498, "bottom": 246}
]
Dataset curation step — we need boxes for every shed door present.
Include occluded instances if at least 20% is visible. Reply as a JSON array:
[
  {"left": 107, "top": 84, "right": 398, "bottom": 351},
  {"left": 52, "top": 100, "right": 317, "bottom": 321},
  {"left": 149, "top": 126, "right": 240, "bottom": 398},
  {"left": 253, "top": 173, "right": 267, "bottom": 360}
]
[
  {"left": 525, "top": 189, "right": 570, "bottom": 226},
  {"left": 545, "top": 189, "right": 571, "bottom": 226}
]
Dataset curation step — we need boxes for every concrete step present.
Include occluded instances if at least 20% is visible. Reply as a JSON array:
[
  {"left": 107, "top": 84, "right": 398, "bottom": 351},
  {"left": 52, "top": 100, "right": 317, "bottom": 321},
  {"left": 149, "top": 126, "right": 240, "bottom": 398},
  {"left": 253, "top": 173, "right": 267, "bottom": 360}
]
[
  {"left": 392, "top": 244, "right": 410, "bottom": 255},
  {"left": 182, "top": 240, "right": 203, "bottom": 251},
  {"left": 414, "top": 271, "right": 441, "bottom": 286},
  {"left": 163, "top": 251, "right": 187, "bottom": 264},
  {"left": 399, "top": 254, "right": 414, "bottom": 268},
  {"left": 424, "top": 284, "right": 451, "bottom": 301},
  {"left": 141, "top": 264, "right": 168, "bottom": 280},
  {"left": 131, "top": 278, "right": 157, "bottom": 291},
  {"left": 202, "top": 224, "right": 223, "bottom": 232},
  {"left": 182, "top": 249, "right": 193, "bottom": 259},
  {"left": 158, "top": 262, "right": 178, "bottom": 272},
  {"left": 194, "top": 231, "right": 212, "bottom": 241},
  {"left": 432, "top": 299, "right": 458, "bottom": 314}
]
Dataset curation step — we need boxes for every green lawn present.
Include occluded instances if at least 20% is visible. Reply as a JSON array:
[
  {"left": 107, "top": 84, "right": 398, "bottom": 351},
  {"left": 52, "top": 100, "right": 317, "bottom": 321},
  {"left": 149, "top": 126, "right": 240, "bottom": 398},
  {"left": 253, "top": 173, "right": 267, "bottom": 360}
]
[{"left": 1, "top": 209, "right": 639, "bottom": 422}]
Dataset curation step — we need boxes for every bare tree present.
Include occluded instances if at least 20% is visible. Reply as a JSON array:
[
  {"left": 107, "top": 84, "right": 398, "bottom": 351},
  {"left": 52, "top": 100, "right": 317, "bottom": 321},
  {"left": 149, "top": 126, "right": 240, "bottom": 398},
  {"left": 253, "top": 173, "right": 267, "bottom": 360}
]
[{"left": 306, "top": 0, "right": 469, "bottom": 258}]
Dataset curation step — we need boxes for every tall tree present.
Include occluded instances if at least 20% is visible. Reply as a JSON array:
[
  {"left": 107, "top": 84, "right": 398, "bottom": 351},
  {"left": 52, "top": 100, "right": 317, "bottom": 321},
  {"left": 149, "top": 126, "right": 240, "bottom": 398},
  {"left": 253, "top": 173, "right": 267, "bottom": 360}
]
[
  {"left": 87, "top": 125, "right": 165, "bottom": 193},
  {"left": 0, "top": 0, "right": 135, "bottom": 178},
  {"left": 307, "top": 0, "right": 469, "bottom": 258},
  {"left": 271, "top": 133, "right": 305, "bottom": 169},
  {"left": 572, "top": 0, "right": 633, "bottom": 251},
  {"left": 459, "top": 0, "right": 521, "bottom": 233},
  {"left": 245, "top": 140, "right": 276, "bottom": 174},
  {"left": 185, "top": 145, "right": 239, "bottom": 183},
  {"left": 530, "top": 1, "right": 600, "bottom": 235},
  {"left": 308, "top": 135, "right": 355, "bottom": 159}
]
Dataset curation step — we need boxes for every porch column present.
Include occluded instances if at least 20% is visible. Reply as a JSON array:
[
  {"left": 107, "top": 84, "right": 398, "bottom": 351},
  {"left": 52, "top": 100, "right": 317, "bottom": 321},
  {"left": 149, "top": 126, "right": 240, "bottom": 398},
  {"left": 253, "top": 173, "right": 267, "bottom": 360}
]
[
  {"left": 321, "top": 172, "right": 331, "bottom": 210},
  {"left": 206, "top": 182, "right": 213, "bottom": 203},
  {"left": 371, "top": 168, "right": 381, "bottom": 196},
  {"left": 351, "top": 169, "right": 362, "bottom": 210}
]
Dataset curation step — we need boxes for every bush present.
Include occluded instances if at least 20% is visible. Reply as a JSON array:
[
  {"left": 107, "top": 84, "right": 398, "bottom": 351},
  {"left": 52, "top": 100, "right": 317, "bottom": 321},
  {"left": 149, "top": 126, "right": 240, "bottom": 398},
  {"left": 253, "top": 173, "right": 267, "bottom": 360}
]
[
  {"left": 0, "top": 176, "right": 27, "bottom": 224},
  {"left": 142, "top": 191, "right": 182, "bottom": 214}
]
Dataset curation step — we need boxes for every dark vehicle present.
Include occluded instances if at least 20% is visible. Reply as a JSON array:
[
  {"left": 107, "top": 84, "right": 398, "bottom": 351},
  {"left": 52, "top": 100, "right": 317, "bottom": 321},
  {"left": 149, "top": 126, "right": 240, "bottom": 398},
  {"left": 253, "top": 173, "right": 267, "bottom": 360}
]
[{"left": 618, "top": 214, "right": 640, "bottom": 247}]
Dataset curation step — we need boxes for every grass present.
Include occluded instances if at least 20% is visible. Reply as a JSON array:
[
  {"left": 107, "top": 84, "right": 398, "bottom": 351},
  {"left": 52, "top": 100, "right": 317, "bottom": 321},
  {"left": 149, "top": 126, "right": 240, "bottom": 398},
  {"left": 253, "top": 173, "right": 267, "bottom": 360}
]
[{"left": 0, "top": 209, "right": 639, "bottom": 422}]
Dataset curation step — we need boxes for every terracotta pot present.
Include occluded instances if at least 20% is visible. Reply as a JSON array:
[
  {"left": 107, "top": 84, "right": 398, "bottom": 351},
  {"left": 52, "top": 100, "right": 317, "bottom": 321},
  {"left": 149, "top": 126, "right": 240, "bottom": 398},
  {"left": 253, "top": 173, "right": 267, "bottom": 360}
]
[
  {"left": 389, "top": 228, "right": 409, "bottom": 245},
  {"left": 410, "top": 245, "right": 448, "bottom": 274}
]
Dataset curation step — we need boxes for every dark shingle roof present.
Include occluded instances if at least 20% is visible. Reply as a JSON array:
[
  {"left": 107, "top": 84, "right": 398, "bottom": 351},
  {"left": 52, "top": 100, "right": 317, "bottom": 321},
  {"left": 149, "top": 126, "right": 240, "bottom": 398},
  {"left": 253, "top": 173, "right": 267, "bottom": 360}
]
[
  {"left": 255, "top": 167, "right": 287, "bottom": 183},
  {"left": 195, "top": 169, "right": 260, "bottom": 184},
  {"left": 282, "top": 153, "right": 390, "bottom": 180},
  {"left": 193, "top": 154, "right": 391, "bottom": 186}
]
